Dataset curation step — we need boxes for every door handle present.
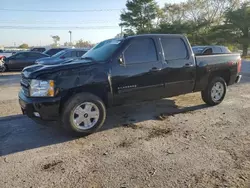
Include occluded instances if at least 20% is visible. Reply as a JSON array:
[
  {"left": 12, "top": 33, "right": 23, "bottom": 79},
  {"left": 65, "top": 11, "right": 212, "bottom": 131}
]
[
  {"left": 184, "top": 63, "right": 194, "bottom": 67},
  {"left": 150, "top": 67, "right": 161, "bottom": 72}
]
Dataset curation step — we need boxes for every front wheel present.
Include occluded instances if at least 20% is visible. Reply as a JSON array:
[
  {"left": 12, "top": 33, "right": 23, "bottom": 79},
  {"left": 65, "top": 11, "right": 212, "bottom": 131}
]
[
  {"left": 61, "top": 93, "right": 106, "bottom": 136},
  {"left": 201, "top": 77, "right": 227, "bottom": 106},
  {"left": 0, "top": 63, "right": 7, "bottom": 72}
]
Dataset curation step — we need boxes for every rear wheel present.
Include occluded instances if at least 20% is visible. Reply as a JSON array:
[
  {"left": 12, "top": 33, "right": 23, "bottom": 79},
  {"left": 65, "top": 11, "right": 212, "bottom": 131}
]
[
  {"left": 61, "top": 93, "right": 106, "bottom": 136},
  {"left": 201, "top": 77, "right": 227, "bottom": 106}
]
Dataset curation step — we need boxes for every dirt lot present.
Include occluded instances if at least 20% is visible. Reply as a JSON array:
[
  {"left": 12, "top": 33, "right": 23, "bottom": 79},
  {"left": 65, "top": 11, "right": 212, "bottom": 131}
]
[{"left": 1, "top": 63, "right": 250, "bottom": 188}]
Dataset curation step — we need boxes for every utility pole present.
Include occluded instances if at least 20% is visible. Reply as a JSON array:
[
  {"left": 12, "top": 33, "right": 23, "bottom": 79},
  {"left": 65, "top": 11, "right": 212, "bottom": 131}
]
[{"left": 68, "top": 31, "right": 72, "bottom": 45}]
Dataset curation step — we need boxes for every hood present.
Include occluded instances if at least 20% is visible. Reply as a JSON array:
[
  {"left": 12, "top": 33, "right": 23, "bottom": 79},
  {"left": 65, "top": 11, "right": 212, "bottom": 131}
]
[
  {"left": 36, "top": 57, "right": 76, "bottom": 65},
  {"left": 36, "top": 56, "right": 60, "bottom": 64},
  {"left": 22, "top": 59, "right": 94, "bottom": 79}
]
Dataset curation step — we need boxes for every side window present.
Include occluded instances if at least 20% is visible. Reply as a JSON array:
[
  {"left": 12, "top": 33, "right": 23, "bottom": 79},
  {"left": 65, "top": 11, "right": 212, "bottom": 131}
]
[
  {"left": 161, "top": 38, "right": 188, "bottom": 60},
  {"left": 124, "top": 38, "right": 157, "bottom": 64},
  {"left": 14, "top": 53, "right": 27, "bottom": 59},
  {"left": 63, "top": 52, "right": 71, "bottom": 58},
  {"left": 28, "top": 52, "right": 43, "bottom": 58},
  {"left": 203, "top": 48, "right": 213, "bottom": 55},
  {"left": 71, "top": 51, "right": 77, "bottom": 57},
  {"left": 78, "top": 51, "right": 86, "bottom": 57},
  {"left": 213, "top": 47, "right": 222, "bottom": 54}
]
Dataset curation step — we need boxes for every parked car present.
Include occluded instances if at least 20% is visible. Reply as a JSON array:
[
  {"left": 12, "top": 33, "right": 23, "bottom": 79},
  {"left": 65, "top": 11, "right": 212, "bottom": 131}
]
[
  {"left": 192, "top": 45, "right": 231, "bottom": 55},
  {"left": 0, "top": 52, "right": 13, "bottom": 59},
  {"left": 35, "top": 48, "right": 88, "bottom": 65},
  {"left": 30, "top": 47, "right": 48, "bottom": 53},
  {"left": 19, "top": 34, "right": 242, "bottom": 136},
  {"left": 43, "top": 48, "right": 67, "bottom": 56},
  {"left": 0, "top": 51, "right": 49, "bottom": 72}
]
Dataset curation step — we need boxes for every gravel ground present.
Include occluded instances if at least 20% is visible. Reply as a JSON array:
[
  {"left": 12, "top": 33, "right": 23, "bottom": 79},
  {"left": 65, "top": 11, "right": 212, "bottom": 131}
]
[{"left": 1, "top": 62, "right": 250, "bottom": 188}]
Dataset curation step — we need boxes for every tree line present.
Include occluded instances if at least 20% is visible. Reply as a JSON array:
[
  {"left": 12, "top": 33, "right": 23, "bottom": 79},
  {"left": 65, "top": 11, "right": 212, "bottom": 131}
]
[
  {"left": 17, "top": 37, "right": 93, "bottom": 49},
  {"left": 120, "top": 0, "right": 250, "bottom": 56}
]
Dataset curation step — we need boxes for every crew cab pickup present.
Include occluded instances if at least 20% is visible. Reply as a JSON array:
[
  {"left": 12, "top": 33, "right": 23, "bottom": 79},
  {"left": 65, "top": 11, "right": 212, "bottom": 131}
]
[{"left": 19, "top": 34, "right": 242, "bottom": 136}]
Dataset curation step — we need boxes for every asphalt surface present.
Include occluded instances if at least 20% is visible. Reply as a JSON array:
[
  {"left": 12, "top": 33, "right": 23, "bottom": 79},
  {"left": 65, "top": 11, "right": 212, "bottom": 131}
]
[{"left": 0, "top": 61, "right": 250, "bottom": 187}]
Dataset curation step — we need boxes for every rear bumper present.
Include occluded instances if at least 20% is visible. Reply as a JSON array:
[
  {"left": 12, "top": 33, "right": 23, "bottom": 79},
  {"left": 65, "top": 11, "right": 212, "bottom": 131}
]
[{"left": 18, "top": 90, "right": 61, "bottom": 121}]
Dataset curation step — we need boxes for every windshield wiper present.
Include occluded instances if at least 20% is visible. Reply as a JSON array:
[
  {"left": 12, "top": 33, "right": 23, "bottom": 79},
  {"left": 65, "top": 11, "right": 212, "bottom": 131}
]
[{"left": 81, "top": 57, "right": 96, "bottom": 61}]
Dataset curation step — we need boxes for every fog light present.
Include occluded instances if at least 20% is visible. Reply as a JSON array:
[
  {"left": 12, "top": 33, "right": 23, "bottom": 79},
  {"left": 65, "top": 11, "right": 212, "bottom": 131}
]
[{"left": 33, "top": 112, "right": 40, "bottom": 117}]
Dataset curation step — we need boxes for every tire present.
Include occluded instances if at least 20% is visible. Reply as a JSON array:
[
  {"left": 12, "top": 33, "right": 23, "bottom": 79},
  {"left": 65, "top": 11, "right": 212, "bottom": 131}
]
[
  {"left": 61, "top": 92, "right": 106, "bottom": 136},
  {"left": 201, "top": 77, "right": 227, "bottom": 106},
  {"left": 0, "top": 64, "right": 7, "bottom": 72}
]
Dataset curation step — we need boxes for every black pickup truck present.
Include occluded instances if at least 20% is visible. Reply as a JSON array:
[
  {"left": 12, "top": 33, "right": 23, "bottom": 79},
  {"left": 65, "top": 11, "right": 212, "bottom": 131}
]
[{"left": 19, "top": 34, "right": 242, "bottom": 136}]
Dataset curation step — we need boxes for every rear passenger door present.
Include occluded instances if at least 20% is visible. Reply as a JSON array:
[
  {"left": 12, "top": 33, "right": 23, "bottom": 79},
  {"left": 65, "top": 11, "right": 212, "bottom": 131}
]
[
  {"left": 160, "top": 36, "right": 196, "bottom": 97},
  {"left": 111, "top": 37, "right": 164, "bottom": 105}
]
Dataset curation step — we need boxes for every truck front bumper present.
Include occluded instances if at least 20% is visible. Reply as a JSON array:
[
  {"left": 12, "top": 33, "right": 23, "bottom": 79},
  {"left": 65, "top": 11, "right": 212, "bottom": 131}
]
[{"left": 18, "top": 91, "right": 61, "bottom": 121}]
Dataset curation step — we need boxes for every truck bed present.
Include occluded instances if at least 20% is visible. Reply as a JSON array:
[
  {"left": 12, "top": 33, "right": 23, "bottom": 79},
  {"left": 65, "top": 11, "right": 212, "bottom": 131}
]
[{"left": 194, "top": 53, "right": 241, "bottom": 91}]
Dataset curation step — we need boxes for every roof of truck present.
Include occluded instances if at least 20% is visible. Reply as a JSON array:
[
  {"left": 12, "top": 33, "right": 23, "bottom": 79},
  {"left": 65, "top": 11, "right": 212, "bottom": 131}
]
[{"left": 126, "top": 34, "right": 184, "bottom": 39}]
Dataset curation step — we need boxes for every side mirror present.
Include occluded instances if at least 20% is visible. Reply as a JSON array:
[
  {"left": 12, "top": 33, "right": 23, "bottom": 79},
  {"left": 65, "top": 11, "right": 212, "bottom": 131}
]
[{"left": 118, "top": 56, "right": 125, "bottom": 66}]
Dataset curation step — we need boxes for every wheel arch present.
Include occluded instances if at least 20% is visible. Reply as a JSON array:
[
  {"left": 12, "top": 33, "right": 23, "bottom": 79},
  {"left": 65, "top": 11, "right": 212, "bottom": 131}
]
[
  {"left": 208, "top": 69, "right": 231, "bottom": 85},
  {"left": 59, "top": 85, "right": 109, "bottom": 114}
]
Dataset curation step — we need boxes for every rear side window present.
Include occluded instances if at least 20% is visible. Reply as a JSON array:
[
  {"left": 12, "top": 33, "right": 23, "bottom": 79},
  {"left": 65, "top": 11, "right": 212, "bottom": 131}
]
[
  {"left": 78, "top": 51, "right": 86, "bottom": 57},
  {"left": 213, "top": 47, "right": 222, "bottom": 54},
  {"left": 28, "top": 52, "right": 45, "bottom": 58},
  {"left": 124, "top": 38, "right": 157, "bottom": 64},
  {"left": 71, "top": 51, "right": 77, "bottom": 57},
  {"left": 14, "top": 53, "right": 28, "bottom": 59},
  {"left": 161, "top": 38, "right": 188, "bottom": 60}
]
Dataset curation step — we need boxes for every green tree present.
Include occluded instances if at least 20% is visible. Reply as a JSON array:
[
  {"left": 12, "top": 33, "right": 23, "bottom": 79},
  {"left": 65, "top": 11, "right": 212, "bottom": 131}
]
[
  {"left": 19, "top": 43, "right": 29, "bottom": 49},
  {"left": 157, "top": 0, "right": 244, "bottom": 45},
  {"left": 51, "top": 35, "right": 60, "bottom": 46},
  {"left": 64, "top": 42, "right": 73, "bottom": 46},
  {"left": 114, "top": 33, "right": 123, "bottom": 38},
  {"left": 75, "top": 39, "right": 93, "bottom": 48},
  {"left": 224, "top": 2, "right": 250, "bottom": 56},
  {"left": 120, "top": 0, "right": 160, "bottom": 34}
]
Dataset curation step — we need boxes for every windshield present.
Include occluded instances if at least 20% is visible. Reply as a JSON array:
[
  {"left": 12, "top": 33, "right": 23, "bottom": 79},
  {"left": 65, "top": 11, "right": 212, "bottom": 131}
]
[
  {"left": 52, "top": 50, "right": 67, "bottom": 57},
  {"left": 81, "top": 39, "right": 122, "bottom": 62}
]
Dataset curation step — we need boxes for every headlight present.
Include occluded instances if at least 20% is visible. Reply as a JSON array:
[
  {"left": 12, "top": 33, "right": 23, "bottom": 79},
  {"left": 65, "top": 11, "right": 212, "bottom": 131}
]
[
  {"left": 36, "top": 60, "right": 44, "bottom": 64},
  {"left": 30, "top": 79, "right": 55, "bottom": 97}
]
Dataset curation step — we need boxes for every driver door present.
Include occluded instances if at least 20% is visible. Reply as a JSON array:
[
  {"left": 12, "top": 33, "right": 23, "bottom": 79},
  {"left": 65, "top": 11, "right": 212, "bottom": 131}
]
[{"left": 111, "top": 37, "right": 164, "bottom": 105}]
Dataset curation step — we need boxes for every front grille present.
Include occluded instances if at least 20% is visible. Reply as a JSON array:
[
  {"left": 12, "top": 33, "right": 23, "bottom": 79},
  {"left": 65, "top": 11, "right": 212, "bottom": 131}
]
[
  {"left": 20, "top": 75, "right": 30, "bottom": 96},
  {"left": 20, "top": 76, "right": 29, "bottom": 87},
  {"left": 21, "top": 87, "right": 29, "bottom": 96}
]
